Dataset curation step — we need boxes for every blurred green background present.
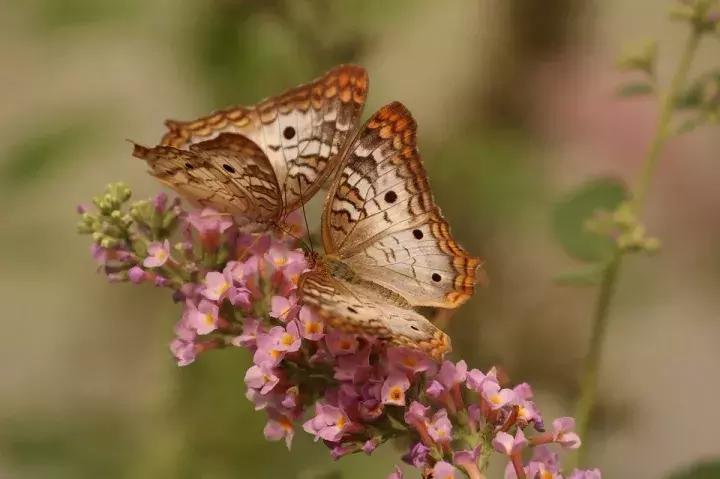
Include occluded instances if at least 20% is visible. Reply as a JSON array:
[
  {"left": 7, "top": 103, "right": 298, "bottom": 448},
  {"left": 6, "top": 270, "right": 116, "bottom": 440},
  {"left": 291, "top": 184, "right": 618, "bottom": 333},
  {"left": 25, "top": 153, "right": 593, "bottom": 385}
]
[{"left": 2, "top": 0, "right": 719, "bottom": 478}]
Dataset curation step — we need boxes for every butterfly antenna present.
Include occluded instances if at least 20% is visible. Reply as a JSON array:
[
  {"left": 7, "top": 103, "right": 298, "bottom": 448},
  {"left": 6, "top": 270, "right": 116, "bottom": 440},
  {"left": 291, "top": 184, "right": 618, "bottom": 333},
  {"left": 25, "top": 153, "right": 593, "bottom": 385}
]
[
  {"left": 296, "top": 176, "right": 314, "bottom": 254},
  {"left": 237, "top": 233, "right": 263, "bottom": 261}
]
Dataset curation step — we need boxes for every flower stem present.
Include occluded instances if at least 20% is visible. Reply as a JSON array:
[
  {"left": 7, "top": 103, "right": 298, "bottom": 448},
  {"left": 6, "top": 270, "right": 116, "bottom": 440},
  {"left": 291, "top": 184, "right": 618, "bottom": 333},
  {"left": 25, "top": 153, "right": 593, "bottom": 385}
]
[
  {"left": 633, "top": 28, "right": 702, "bottom": 213},
  {"left": 567, "top": 26, "right": 702, "bottom": 471}
]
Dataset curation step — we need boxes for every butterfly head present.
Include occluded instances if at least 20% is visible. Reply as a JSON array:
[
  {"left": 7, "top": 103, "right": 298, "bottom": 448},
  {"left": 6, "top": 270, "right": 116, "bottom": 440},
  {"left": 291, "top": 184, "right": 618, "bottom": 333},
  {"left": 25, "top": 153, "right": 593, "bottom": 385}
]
[{"left": 304, "top": 250, "right": 320, "bottom": 270}]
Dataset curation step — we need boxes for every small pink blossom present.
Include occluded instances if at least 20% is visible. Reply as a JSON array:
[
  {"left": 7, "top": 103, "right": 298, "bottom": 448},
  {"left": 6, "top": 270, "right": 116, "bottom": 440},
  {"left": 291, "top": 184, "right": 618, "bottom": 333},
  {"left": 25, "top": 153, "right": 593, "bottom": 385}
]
[
  {"left": 493, "top": 429, "right": 528, "bottom": 456},
  {"left": 187, "top": 208, "right": 233, "bottom": 235},
  {"left": 144, "top": 240, "right": 170, "bottom": 268},
  {"left": 387, "top": 347, "right": 437, "bottom": 375},
  {"left": 432, "top": 461, "right": 457, "bottom": 479},
  {"left": 302, "top": 403, "right": 351, "bottom": 442},
  {"left": 186, "top": 299, "right": 220, "bottom": 335},
  {"left": 245, "top": 361, "right": 280, "bottom": 394},
  {"left": 466, "top": 367, "right": 499, "bottom": 392},
  {"left": 553, "top": 417, "right": 582, "bottom": 449},
  {"left": 264, "top": 414, "right": 295, "bottom": 450},
  {"left": 325, "top": 331, "right": 359, "bottom": 356},
  {"left": 381, "top": 372, "right": 411, "bottom": 406},
  {"left": 231, "top": 318, "right": 262, "bottom": 348},
  {"left": 201, "top": 271, "right": 231, "bottom": 301},
  {"left": 298, "top": 307, "right": 325, "bottom": 340},
  {"left": 270, "top": 295, "right": 299, "bottom": 322},
  {"left": 128, "top": 266, "right": 145, "bottom": 284},
  {"left": 427, "top": 409, "right": 452, "bottom": 444},
  {"left": 481, "top": 381, "right": 517, "bottom": 410}
]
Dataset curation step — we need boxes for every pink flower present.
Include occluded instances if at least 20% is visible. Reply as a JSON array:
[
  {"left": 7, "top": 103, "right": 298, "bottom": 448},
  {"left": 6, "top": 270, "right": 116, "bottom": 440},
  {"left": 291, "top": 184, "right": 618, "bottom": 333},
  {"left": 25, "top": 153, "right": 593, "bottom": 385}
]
[
  {"left": 325, "top": 331, "right": 359, "bottom": 356},
  {"left": 223, "top": 260, "right": 245, "bottom": 284},
  {"left": 264, "top": 414, "right": 295, "bottom": 450},
  {"left": 270, "top": 295, "right": 299, "bottom": 322},
  {"left": 552, "top": 417, "right": 581, "bottom": 449},
  {"left": 297, "top": 307, "right": 325, "bottom": 340},
  {"left": 185, "top": 299, "right": 220, "bottom": 335},
  {"left": 466, "top": 367, "right": 499, "bottom": 392},
  {"left": 381, "top": 372, "right": 411, "bottom": 406},
  {"left": 437, "top": 360, "right": 467, "bottom": 388},
  {"left": 387, "top": 348, "right": 437, "bottom": 375},
  {"left": 128, "top": 266, "right": 145, "bottom": 284},
  {"left": 201, "top": 271, "right": 231, "bottom": 301},
  {"left": 232, "top": 318, "right": 263, "bottom": 348},
  {"left": 493, "top": 429, "right": 528, "bottom": 456},
  {"left": 432, "top": 461, "right": 457, "bottom": 479},
  {"left": 170, "top": 337, "right": 196, "bottom": 366},
  {"left": 245, "top": 361, "right": 280, "bottom": 394},
  {"left": 265, "top": 326, "right": 301, "bottom": 353},
  {"left": 404, "top": 401, "right": 429, "bottom": 424},
  {"left": 481, "top": 381, "right": 517, "bottom": 410},
  {"left": 143, "top": 240, "right": 170, "bottom": 268},
  {"left": 228, "top": 287, "right": 251, "bottom": 307},
  {"left": 265, "top": 246, "right": 304, "bottom": 271},
  {"left": 334, "top": 345, "right": 371, "bottom": 382},
  {"left": 302, "top": 403, "right": 352, "bottom": 442},
  {"left": 567, "top": 469, "right": 602, "bottom": 479},
  {"left": 187, "top": 208, "right": 233, "bottom": 235},
  {"left": 253, "top": 332, "right": 287, "bottom": 366},
  {"left": 387, "top": 465, "right": 403, "bottom": 479},
  {"left": 427, "top": 409, "right": 452, "bottom": 444}
]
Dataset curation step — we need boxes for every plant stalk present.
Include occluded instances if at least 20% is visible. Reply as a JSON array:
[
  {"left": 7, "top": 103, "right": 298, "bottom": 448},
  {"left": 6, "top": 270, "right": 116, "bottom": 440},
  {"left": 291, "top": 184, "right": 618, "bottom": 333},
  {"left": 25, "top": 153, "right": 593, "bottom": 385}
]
[{"left": 568, "top": 26, "right": 702, "bottom": 471}]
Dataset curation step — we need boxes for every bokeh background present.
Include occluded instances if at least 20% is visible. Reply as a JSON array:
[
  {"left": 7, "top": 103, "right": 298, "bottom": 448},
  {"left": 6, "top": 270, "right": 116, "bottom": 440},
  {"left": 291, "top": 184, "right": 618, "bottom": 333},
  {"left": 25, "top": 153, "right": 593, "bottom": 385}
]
[{"left": 2, "top": 0, "right": 719, "bottom": 478}]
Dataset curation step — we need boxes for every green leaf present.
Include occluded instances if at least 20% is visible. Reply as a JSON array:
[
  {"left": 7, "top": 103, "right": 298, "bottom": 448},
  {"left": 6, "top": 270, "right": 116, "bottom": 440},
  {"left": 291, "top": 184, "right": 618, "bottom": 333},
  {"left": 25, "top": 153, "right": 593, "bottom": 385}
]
[
  {"left": 617, "top": 82, "right": 654, "bottom": 98},
  {"left": 554, "top": 263, "right": 607, "bottom": 286},
  {"left": 666, "top": 460, "right": 720, "bottom": 479},
  {"left": 552, "top": 178, "right": 629, "bottom": 262}
]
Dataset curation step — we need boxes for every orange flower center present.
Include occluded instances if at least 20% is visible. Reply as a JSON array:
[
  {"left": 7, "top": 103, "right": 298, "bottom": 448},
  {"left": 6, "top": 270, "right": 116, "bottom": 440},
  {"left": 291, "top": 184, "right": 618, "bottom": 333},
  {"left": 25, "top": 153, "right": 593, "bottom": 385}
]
[
  {"left": 280, "top": 333, "right": 294, "bottom": 347},
  {"left": 389, "top": 387, "right": 403, "bottom": 401},
  {"left": 306, "top": 322, "right": 322, "bottom": 334}
]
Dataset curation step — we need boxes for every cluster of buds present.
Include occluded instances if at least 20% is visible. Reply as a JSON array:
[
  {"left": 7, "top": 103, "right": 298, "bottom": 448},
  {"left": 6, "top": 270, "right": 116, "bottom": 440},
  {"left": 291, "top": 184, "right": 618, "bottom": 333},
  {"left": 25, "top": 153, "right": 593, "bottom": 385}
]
[
  {"left": 585, "top": 201, "right": 661, "bottom": 255},
  {"left": 77, "top": 184, "right": 602, "bottom": 478}
]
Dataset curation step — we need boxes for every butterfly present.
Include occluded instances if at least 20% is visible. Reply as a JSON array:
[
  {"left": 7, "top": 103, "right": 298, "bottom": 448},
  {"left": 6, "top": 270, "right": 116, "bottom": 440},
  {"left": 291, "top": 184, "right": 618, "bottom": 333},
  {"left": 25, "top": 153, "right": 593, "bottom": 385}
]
[
  {"left": 130, "top": 65, "right": 369, "bottom": 232},
  {"left": 297, "top": 101, "right": 482, "bottom": 361}
]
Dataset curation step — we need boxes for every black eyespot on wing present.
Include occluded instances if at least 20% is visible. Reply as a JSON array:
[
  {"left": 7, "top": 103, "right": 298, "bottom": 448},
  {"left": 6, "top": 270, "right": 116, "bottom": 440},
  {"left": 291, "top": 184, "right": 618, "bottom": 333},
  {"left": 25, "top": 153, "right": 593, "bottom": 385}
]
[
  {"left": 185, "top": 162, "right": 194, "bottom": 169},
  {"left": 347, "top": 306, "right": 358, "bottom": 314},
  {"left": 283, "top": 126, "right": 296, "bottom": 140},
  {"left": 410, "top": 325, "right": 419, "bottom": 331},
  {"left": 413, "top": 229, "right": 423, "bottom": 239},
  {"left": 432, "top": 273, "right": 441, "bottom": 282},
  {"left": 223, "top": 164, "right": 236, "bottom": 173},
  {"left": 384, "top": 190, "right": 397, "bottom": 203}
]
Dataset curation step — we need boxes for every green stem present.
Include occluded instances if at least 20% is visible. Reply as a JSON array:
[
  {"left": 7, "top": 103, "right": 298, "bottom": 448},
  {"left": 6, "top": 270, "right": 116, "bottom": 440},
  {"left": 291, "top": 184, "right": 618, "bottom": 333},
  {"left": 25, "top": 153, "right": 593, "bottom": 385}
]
[
  {"left": 567, "top": 254, "right": 622, "bottom": 469},
  {"left": 568, "top": 26, "right": 702, "bottom": 471},
  {"left": 633, "top": 29, "right": 701, "bottom": 213}
]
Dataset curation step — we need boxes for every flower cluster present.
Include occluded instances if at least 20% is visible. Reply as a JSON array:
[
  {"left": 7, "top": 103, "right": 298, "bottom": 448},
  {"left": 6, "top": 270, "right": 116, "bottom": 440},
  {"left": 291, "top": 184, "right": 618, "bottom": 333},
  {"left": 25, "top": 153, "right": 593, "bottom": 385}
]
[{"left": 77, "top": 184, "right": 602, "bottom": 478}]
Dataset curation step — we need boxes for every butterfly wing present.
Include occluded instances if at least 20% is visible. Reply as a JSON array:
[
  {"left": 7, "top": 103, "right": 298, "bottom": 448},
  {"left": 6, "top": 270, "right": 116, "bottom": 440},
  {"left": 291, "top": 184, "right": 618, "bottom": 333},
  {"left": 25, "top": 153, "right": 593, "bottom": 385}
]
[
  {"left": 131, "top": 133, "right": 282, "bottom": 231},
  {"left": 321, "top": 102, "right": 482, "bottom": 308},
  {"left": 160, "top": 65, "right": 369, "bottom": 214},
  {"left": 297, "top": 270, "right": 451, "bottom": 361}
]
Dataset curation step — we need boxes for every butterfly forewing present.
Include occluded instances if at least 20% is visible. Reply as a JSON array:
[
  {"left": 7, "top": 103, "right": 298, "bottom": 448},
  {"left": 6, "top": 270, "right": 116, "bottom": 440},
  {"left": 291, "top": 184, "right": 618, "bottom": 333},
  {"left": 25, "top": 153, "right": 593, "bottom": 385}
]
[
  {"left": 131, "top": 133, "right": 283, "bottom": 231},
  {"left": 320, "top": 102, "right": 482, "bottom": 308},
  {"left": 160, "top": 65, "right": 369, "bottom": 215}
]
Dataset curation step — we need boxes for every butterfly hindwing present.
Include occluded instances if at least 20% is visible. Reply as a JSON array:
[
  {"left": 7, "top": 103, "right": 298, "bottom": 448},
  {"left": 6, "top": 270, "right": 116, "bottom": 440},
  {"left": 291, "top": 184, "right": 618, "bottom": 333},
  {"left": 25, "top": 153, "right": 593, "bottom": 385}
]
[
  {"left": 160, "top": 65, "right": 369, "bottom": 214},
  {"left": 297, "top": 270, "right": 451, "bottom": 361},
  {"left": 321, "top": 102, "right": 481, "bottom": 308},
  {"left": 131, "top": 133, "right": 282, "bottom": 230}
]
